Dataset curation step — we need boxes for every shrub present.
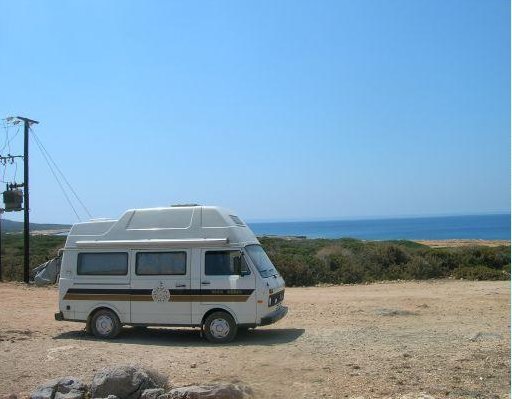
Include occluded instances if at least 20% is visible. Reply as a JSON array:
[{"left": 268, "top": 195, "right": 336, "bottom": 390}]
[
  {"left": 453, "top": 265, "right": 510, "bottom": 281},
  {"left": 402, "top": 256, "right": 444, "bottom": 279}
]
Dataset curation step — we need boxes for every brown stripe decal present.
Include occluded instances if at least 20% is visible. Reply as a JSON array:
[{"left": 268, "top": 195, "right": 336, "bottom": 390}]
[
  {"left": 63, "top": 288, "right": 254, "bottom": 302},
  {"left": 64, "top": 293, "right": 131, "bottom": 301}
]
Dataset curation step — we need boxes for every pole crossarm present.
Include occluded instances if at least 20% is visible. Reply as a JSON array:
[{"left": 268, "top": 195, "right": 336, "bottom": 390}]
[{"left": 15, "top": 117, "right": 39, "bottom": 125}]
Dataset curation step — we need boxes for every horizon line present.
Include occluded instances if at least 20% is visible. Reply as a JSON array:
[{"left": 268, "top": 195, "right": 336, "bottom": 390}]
[
  {"left": 3, "top": 210, "right": 510, "bottom": 226},
  {"left": 246, "top": 211, "right": 511, "bottom": 224}
]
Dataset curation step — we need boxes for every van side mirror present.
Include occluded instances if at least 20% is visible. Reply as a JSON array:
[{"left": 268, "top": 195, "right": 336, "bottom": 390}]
[{"left": 233, "top": 256, "right": 242, "bottom": 275}]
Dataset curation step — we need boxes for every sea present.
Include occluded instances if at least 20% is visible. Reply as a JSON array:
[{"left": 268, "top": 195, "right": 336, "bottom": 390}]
[{"left": 248, "top": 214, "right": 511, "bottom": 240}]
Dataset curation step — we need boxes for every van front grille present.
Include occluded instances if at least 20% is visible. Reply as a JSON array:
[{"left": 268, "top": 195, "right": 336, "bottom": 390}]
[{"left": 269, "top": 290, "right": 285, "bottom": 306}]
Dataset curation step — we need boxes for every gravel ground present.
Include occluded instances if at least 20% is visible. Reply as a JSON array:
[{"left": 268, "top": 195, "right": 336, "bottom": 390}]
[{"left": 0, "top": 280, "right": 509, "bottom": 398}]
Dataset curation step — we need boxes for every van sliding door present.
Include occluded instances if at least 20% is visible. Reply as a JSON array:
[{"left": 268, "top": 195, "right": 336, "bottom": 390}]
[{"left": 130, "top": 249, "right": 192, "bottom": 325}]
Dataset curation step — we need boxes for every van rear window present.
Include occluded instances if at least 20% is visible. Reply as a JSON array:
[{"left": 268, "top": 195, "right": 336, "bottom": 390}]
[
  {"left": 136, "top": 252, "right": 187, "bottom": 275},
  {"left": 77, "top": 253, "right": 128, "bottom": 275}
]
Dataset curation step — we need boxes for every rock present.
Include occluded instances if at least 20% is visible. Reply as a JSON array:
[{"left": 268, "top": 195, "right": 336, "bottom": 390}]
[
  {"left": 30, "top": 377, "right": 87, "bottom": 399},
  {"left": 30, "top": 382, "right": 55, "bottom": 399},
  {"left": 399, "top": 394, "right": 435, "bottom": 399},
  {"left": 167, "top": 384, "right": 253, "bottom": 399},
  {"left": 54, "top": 393, "right": 83, "bottom": 399},
  {"left": 90, "top": 365, "right": 157, "bottom": 399},
  {"left": 141, "top": 389, "right": 165, "bottom": 399},
  {"left": 374, "top": 308, "right": 417, "bottom": 316}
]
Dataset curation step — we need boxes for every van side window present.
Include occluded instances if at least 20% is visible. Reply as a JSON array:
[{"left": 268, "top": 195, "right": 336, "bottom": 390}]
[
  {"left": 136, "top": 252, "right": 187, "bottom": 275},
  {"left": 205, "top": 251, "right": 250, "bottom": 276},
  {"left": 77, "top": 253, "right": 128, "bottom": 275}
]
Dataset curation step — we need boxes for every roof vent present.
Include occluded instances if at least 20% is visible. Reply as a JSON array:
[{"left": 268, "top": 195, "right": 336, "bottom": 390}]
[{"left": 229, "top": 215, "right": 245, "bottom": 226}]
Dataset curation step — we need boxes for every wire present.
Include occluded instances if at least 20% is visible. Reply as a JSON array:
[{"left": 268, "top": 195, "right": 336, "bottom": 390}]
[
  {"left": 12, "top": 160, "right": 17, "bottom": 182},
  {"left": 6, "top": 127, "right": 21, "bottom": 150},
  {"left": 31, "top": 131, "right": 82, "bottom": 221},
  {"left": 30, "top": 129, "right": 93, "bottom": 219},
  {"left": 0, "top": 123, "right": 10, "bottom": 154},
  {"left": 30, "top": 130, "right": 93, "bottom": 219}
]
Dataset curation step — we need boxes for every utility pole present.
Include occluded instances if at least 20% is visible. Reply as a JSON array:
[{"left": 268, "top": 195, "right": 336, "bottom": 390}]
[
  {"left": 0, "top": 210, "right": 2, "bottom": 281},
  {"left": 17, "top": 117, "right": 38, "bottom": 283}
]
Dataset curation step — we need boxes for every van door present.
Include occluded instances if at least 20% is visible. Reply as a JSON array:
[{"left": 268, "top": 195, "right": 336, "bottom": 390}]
[
  {"left": 130, "top": 249, "right": 192, "bottom": 325},
  {"left": 199, "top": 248, "right": 256, "bottom": 325}
]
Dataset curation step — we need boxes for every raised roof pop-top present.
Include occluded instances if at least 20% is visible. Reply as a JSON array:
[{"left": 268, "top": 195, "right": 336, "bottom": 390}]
[{"left": 65, "top": 205, "right": 258, "bottom": 248}]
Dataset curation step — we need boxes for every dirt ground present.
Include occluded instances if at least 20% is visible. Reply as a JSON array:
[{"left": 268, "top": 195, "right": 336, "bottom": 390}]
[{"left": 0, "top": 280, "right": 509, "bottom": 399}]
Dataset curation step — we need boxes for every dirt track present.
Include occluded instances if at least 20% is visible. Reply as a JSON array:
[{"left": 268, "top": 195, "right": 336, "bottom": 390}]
[{"left": 0, "top": 280, "right": 509, "bottom": 398}]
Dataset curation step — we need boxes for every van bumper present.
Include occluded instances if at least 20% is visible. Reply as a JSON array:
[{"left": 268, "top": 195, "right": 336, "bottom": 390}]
[
  {"left": 54, "top": 311, "right": 64, "bottom": 321},
  {"left": 260, "top": 305, "right": 288, "bottom": 326}
]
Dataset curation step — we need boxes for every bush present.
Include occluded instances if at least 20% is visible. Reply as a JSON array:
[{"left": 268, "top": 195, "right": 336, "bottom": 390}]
[
  {"left": 453, "top": 265, "right": 510, "bottom": 281},
  {"left": 0, "top": 234, "right": 65, "bottom": 281},
  {"left": 263, "top": 237, "right": 510, "bottom": 286},
  {"left": 1, "top": 234, "right": 510, "bottom": 286},
  {"left": 402, "top": 256, "right": 444, "bottom": 279}
]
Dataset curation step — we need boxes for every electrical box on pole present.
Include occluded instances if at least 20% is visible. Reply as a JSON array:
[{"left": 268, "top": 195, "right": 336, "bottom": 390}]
[{"left": 3, "top": 188, "right": 23, "bottom": 212}]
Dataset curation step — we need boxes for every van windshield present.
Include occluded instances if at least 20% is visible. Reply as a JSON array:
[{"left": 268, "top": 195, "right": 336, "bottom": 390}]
[{"left": 245, "top": 244, "right": 279, "bottom": 278}]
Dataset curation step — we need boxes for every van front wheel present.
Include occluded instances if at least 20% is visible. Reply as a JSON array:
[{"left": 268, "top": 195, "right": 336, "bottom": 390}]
[
  {"left": 90, "top": 309, "right": 121, "bottom": 339},
  {"left": 203, "top": 311, "right": 237, "bottom": 343}
]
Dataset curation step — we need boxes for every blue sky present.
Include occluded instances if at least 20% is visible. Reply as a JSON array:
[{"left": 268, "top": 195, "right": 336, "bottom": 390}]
[{"left": 0, "top": 0, "right": 510, "bottom": 223}]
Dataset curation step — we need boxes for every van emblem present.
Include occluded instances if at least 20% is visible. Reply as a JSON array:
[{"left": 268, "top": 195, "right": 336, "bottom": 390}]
[{"left": 152, "top": 282, "right": 170, "bottom": 303}]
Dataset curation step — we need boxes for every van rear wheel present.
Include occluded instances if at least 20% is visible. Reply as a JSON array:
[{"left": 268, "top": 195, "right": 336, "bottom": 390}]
[
  {"left": 203, "top": 311, "right": 237, "bottom": 343},
  {"left": 90, "top": 309, "right": 121, "bottom": 339}
]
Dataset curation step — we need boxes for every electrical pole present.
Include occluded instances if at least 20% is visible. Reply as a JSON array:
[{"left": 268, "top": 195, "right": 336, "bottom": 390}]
[
  {"left": 0, "top": 210, "right": 2, "bottom": 281},
  {"left": 17, "top": 117, "right": 38, "bottom": 283}
]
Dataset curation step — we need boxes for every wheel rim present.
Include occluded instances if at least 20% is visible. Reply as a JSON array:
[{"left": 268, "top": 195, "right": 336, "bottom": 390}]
[
  {"left": 210, "top": 318, "right": 230, "bottom": 339},
  {"left": 96, "top": 315, "right": 114, "bottom": 335}
]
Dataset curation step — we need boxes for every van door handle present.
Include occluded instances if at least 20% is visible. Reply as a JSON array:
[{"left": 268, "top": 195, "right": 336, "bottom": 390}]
[
  {"left": 175, "top": 283, "right": 187, "bottom": 288},
  {"left": 201, "top": 281, "right": 211, "bottom": 285}
]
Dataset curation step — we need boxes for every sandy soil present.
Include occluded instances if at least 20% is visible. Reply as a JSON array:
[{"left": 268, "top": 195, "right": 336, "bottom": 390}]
[
  {"left": 414, "top": 240, "right": 510, "bottom": 248},
  {"left": 0, "top": 280, "right": 509, "bottom": 399}
]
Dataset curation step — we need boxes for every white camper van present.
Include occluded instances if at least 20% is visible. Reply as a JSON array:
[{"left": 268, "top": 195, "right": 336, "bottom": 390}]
[{"left": 55, "top": 205, "right": 287, "bottom": 343}]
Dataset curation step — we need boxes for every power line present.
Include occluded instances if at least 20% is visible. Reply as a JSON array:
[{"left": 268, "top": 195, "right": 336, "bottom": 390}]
[
  {"left": 30, "top": 129, "right": 93, "bottom": 220},
  {"left": 0, "top": 124, "right": 9, "bottom": 154},
  {"left": 12, "top": 160, "right": 17, "bottom": 182},
  {"left": 31, "top": 130, "right": 82, "bottom": 221}
]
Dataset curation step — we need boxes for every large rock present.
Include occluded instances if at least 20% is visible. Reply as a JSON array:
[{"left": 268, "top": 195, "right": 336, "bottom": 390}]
[
  {"left": 140, "top": 389, "right": 165, "bottom": 399},
  {"left": 166, "top": 384, "right": 253, "bottom": 399},
  {"left": 30, "top": 377, "right": 87, "bottom": 399},
  {"left": 90, "top": 365, "right": 157, "bottom": 399}
]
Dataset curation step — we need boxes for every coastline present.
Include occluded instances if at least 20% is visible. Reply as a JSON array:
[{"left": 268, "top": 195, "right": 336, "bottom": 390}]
[
  {"left": 258, "top": 235, "right": 511, "bottom": 247},
  {"left": 414, "top": 239, "right": 510, "bottom": 248}
]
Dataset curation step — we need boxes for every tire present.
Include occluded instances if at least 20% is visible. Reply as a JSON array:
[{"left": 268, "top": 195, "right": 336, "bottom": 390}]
[
  {"left": 90, "top": 309, "right": 122, "bottom": 339},
  {"left": 203, "top": 311, "right": 237, "bottom": 343}
]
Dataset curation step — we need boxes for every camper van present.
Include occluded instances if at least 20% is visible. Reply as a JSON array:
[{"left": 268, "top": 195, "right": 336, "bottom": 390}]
[{"left": 55, "top": 205, "right": 287, "bottom": 343}]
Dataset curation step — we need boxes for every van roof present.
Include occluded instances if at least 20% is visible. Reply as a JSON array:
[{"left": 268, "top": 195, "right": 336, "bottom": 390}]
[{"left": 64, "top": 205, "right": 259, "bottom": 249}]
